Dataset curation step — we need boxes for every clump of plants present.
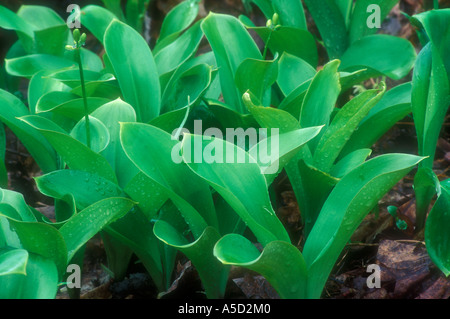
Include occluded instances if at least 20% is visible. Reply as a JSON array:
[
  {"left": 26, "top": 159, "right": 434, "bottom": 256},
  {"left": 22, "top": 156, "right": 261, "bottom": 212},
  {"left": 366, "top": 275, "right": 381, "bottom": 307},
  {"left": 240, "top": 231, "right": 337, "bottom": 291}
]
[{"left": 0, "top": 0, "right": 448, "bottom": 299}]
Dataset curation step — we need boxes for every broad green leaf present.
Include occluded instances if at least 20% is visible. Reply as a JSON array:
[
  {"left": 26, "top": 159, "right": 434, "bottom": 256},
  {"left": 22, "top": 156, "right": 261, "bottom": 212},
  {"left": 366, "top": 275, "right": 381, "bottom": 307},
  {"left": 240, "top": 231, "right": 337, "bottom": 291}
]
[
  {"left": 120, "top": 123, "right": 216, "bottom": 238},
  {"left": 277, "top": 80, "right": 310, "bottom": 120},
  {"left": 300, "top": 60, "right": 341, "bottom": 150},
  {"left": 425, "top": 187, "right": 450, "bottom": 277},
  {"left": 349, "top": 0, "right": 399, "bottom": 43},
  {"left": 17, "top": 5, "right": 65, "bottom": 30},
  {"left": 249, "top": 127, "right": 323, "bottom": 185},
  {"left": 36, "top": 91, "right": 110, "bottom": 120},
  {"left": 35, "top": 170, "right": 124, "bottom": 210},
  {"left": 340, "top": 35, "right": 417, "bottom": 80},
  {"left": 70, "top": 116, "right": 110, "bottom": 153},
  {"left": 59, "top": 197, "right": 135, "bottom": 262},
  {"left": 303, "top": 0, "right": 349, "bottom": 59},
  {"left": 104, "top": 20, "right": 160, "bottom": 122},
  {"left": 161, "top": 63, "right": 214, "bottom": 113},
  {"left": 313, "top": 85, "right": 386, "bottom": 172},
  {"left": 34, "top": 25, "right": 70, "bottom": 56},
  {"left": 240, "top": 16, "right": 318, "bottom": 68},
  {"left": 155, "top": 20, "right": 203, "bottom": 75},
  {"left": 101, "top": 0, "right": 125, "bottom": 21},
  {"left": 0, "top": 253, "right": 58, "bottom": 299},
  {"left": 235, "top": 57, "right": 278, "bottom": 105},
  {"left": 331, "top": 148, "right": 372, "bottom": 178},
  {"left": 1, "top": 216, "right": 67, "bottom": 276},
  {"left": 91, "top": 99, "right": 139, "bottom": 188},
  {"left": 272, "top": 0, "right": 307, "bottom": 30},
  {"left": 158, "top": 0, "right": 200, "bottom": 44},
  {"left": 242, "top": 0, "right": 274, "bottom": 18},
  {"left": 202, "top": 13, "right": 262, "bottom": 114},
  {"left": 123, "top": 172, "right": 168, "bottom": 220},
  {"left": 125, "top": 0, "right": 150, "bottom": 32},
  {"left": 341, "top": 82, "right": 412, "bottom": 158},
  {"left": 0, "top": 5, "right": 33, "bottom": 37},
  {"left": 304, "top": 154, "right": 423, "bottom": 298},
  {"left": 154, "top": 221, "right": 229, "bottom": 298},
  {"left": 21, "top": 116, "right": 117, "bottom": 183},
  {"left": 0, "top": 89, "right": 58, "bottom": 173},
  {"left": 414, "top": 167, "right": 440, "bottom": 230},
  {"left": 206, "top": 99, "right": 259, "bottom": 131},
  {"left": 214, "top": 234, "right": 308, "bottom": 298},
  {"left": 277, "top": 53, "right": 316, "bottom": 96},
  {"left": 28, "top": 70, "right": 70, "bottom": 114},
  {"left": 335, "top": 0, "right": 353, "bottom": 28},
  {"left": 0, "top": 248, "right": 28, "bottom": 276},
  {"left": 81, "top": 5, "right": 118, "bottom": 43},
  {"left": 181, "top": 133, "right": 290, "bottom": 246},
  {"left": 5, "top": 54, "right": 75, "bottom": 78}
]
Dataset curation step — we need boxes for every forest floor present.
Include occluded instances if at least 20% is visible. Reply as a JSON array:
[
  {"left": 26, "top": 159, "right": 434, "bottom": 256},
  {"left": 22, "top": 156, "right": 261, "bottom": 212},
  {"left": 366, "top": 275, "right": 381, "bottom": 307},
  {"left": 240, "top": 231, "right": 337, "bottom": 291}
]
[{"left": 0, "top": 0, "right": 448, "bottom": 299}]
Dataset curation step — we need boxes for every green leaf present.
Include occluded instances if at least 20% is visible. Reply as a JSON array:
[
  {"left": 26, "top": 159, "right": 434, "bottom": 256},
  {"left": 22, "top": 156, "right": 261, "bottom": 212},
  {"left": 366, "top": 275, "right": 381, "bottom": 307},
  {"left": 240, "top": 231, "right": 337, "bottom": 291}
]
[
  {"left": 1, "top": 216, "right": 67, "bottom": 276},
  {"left": 154, "top": 221, "right": 228, "bottom": 298},
  {"left": 0, "top": 89, "right": 59, "bottom": 173},
  {"left": 155, "top": 20, "right": 203, "bottom": 76},
  {"left": 414, "top": 167, "right": 440, "bottom": 230},
  {"left": 425, "top": 187, "right": 450, "bottom": 277},
  {"left": 59, "top": 197, "right": 135, "bottom": 262},
  {"left": 313, "top": 85, "right": 386, "bottom": 172},
  {"left": 0, "top": 253, "right": 58, "bottom": 299},
  {"left": 331, "top": 148, "right": 372, "bottom": 178},
  {"left": 5, "top": 54, "right": 76, "bottom": 78},
  {"left": 272, "top": 0, "right": 307, "bottom": 30},
  {"left": 0, "top": 248, "right": 28, "bottom": 276},
  {"left": 161, "top": 63, "right": 214, "bottom": 113},
  {"left": 277, "top": 53, "right": 316, "bottom": 97},
  {"left": 303, "top": 0, "right": 349, "bottom": 59},
  {"left": 300, "top": 60, "right": 341, "bottom": 150},
  {"left": 181, "top": 133, "right": 290, "bottom": 246},
  {"left": 70, "top": 116, "right": 110, "bottom": 153},
  {"left": 202, "top": 13, "right": 262, "bottom": 114},
  {"left": 349, "top": 0, "right": 399, "bottom": 43},
  {"left": 81, "top": 5, "right": 118, "bottom": 43},
  {"left": 341, "top": 82, "right": 412, "bottom": 158},
  {"left": 240, "top": 16, "right": 318, "bottom": 68},
  {"left": 214, "top": 234, "right": 308, "bottom": 298},
  {"left": 91, "top": 99, "right": 139, "bottom": 188},
  {"left": 303, "top": 154, "right": 423, "bottom": 298},
  {"left": 125, "top": 0, "right": 150, "bottom": 32},
  {"left": 21, "top": 116, "right": 117, "bottom": 183},
  {"left": 120, "top": 123, "right": 216, "bottom": 238},
  {"left": 0, "top": 5, "right": 34, "bottom": 37},
  {"left": 158, "top": 0, "right": 200, "bottom": 44},
  {"left": 104, "top": 19, "right": 160, "bottom": 122},
  {"left": 36, "top": 91, "right": 110, "bottom": 121},
  {"left": 235, "top": 56, "right": 278, "bottom": 105},
  {"left": 340, "top": 35, "right": 417, "bottom": 80}
]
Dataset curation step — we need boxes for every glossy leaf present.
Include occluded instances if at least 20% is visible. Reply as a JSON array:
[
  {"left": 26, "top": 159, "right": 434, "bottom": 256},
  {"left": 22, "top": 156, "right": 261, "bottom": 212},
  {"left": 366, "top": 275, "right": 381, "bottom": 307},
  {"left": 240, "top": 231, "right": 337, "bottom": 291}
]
[
  {"left": 0, "top": 248, "right": 28, "bottom": 276},
  {"left": 303, "top": 0, "right": 349, "bottom": 59},
  {"left": 104, "top": 20, "right": 160, "bottom": 122},
  {"left": 304, "top": 154, "right": 423, "bottom": 298},
  {"left": 272, "top": 0, "right": 307, "bottom": 30},
  {"left": 277, "top": 53, "right": 316, "bottom": 97},
  {"left": 181, "top": 133, "right": 290, "bottom": 246},
  {"left": 340, "top": 35, "right": 417, "bottom": 80},
  {"left": 214, "top": 234, "right": 307, "bottom": 298},
  {"left": 81, "top": 5, "right": 117, "bottom": 43},
  {"left": 59, "top": 197, "right": 135, "bottom": 262},
  {"left": 154, "top": 221, "right": 229, "bottom": 298},
  {"left": 202, "top": 13, "right": 262, "bottom": 113},
  {"left": 425, "top": 187, "right": 450, "bottom": 276}
]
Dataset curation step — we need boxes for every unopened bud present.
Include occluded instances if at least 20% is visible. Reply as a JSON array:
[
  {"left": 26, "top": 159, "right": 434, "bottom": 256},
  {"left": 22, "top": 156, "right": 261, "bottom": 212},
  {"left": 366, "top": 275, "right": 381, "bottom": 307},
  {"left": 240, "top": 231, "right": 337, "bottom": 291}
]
[
  {"left": 73, "top": 28, "right": 80, "bottom": 42},
  {"left": 272, "top": 13, "right": 279, "bottom": 26},
  {"left": 80, "top": 33, "right": 87, "bottom": 46},
  {"left": 266, "top": 19, "right": 273, "bottom": 28}
]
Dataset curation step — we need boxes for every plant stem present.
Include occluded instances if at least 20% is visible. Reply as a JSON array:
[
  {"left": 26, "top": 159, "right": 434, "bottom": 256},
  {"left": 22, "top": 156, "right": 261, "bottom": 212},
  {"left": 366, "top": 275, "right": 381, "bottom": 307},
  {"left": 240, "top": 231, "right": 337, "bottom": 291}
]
[
  {"left": 434, "top": 0, "right": 439, "bottom": 9},
  {"left": 262, "top": 29, "right": 273, "bottom": 60},
  {"left": 75, "top": 48, "right": 91, "bottom": 149}
]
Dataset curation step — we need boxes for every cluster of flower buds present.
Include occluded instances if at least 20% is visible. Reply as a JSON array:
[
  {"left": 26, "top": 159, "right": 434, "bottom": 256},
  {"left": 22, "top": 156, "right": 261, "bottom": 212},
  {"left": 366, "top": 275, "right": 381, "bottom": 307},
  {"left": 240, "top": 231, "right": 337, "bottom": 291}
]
[
  {"left": 266, "top": 13, "right": 281, "bottom": 30},
  {"left": 65, "top": 28, "right": 87, "bottom": 51}
]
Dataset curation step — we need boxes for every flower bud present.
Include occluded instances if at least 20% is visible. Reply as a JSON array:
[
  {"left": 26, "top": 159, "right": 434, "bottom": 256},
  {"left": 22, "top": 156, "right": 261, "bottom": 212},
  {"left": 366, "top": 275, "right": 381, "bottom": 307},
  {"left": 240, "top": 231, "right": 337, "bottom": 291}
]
[
  {"left": 73, "top": 28, "right": 80, "bottom": 42},
  {"left": 266, "top": 19, "right": 273, "bottom": 28},
  {"left": 272, "top": 13, "right": 279, "bottom": 26},
  {"left": 80, "top": 33, "right": 87, "bottom": 46}
]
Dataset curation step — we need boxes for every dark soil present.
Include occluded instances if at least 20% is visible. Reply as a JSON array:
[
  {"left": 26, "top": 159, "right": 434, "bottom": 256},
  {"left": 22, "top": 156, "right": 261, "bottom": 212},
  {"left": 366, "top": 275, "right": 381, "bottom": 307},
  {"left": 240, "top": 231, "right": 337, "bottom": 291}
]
[{"left": 0, "top": 0, "right": 448, "bottom": 300}]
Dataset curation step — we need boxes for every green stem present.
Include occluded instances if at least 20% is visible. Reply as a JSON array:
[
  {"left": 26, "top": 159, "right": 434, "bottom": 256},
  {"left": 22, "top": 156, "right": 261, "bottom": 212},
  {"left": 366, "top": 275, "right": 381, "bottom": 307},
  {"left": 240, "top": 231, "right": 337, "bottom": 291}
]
[
  {"left": 263, "top": 29, "right": 273, "bottom": 60},
  {"left": 75, "top": 48, "right": 91, "bottom": 149},
  {"left": 434, "top": 0, "right": 439, "bottom": 9}
]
